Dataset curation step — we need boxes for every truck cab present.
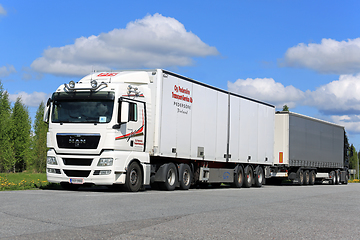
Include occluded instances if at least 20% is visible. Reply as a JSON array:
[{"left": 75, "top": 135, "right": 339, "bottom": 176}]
[{"left": 45, "top": 71, "right": 154, "bottom": 191}]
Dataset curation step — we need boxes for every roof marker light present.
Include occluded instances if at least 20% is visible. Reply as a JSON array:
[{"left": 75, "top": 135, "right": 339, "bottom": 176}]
[
  {"left": 91, "top": 80, "right": 98, "bottom": 89},
  {"left": 69, "top": 81, "right": 75, "bottom": 88}
]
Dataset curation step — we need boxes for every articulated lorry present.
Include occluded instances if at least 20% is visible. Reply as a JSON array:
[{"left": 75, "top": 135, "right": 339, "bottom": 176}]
[
  {"left": 271, "top": 111, "right": 349, "bottom": 185},
  {"left": 44, "top": 69, "right": 348, "bottom": 191},
  {"left": 44, "top": 69, "right": 274, "bottom": 191}
]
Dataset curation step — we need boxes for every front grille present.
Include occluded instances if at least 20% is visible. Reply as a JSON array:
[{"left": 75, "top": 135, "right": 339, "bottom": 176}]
[
  {"left": 63, "top": 170, "right": 91, "bottom": 178},
  {"left": 63, "top": 158, "right": 93, "bottom": 166},
  {"left": 57, "top": 134, "right": 100, "bottom": 149}
]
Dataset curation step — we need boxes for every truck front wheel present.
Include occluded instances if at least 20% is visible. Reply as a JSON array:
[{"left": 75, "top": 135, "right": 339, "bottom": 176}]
[{"left": 124, "top": 161, "right": 143, "bottom": 192}]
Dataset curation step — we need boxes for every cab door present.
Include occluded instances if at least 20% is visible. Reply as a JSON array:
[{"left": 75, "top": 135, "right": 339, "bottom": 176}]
[{"left": 115, "top": 99, "right": 146, "bottom": 152}]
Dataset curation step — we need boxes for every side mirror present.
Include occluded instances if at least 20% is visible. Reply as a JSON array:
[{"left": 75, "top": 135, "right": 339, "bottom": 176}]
[
  {"left": 120, "top": 101, "right": 129, "bottom": 124},
  {"left": 43, "top": 98, "right": 51, "bottom": 123}
]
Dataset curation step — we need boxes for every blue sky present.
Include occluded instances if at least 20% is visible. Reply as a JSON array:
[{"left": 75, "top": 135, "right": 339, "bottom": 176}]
[{"left": 1, "top": 0, "right": 360, "bottom": 148}]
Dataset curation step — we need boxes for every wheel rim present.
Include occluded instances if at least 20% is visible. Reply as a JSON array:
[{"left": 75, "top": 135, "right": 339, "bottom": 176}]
[
  {"left": 183, "top": 169, "right": 190, "bottom": 186},
  {"left": 130, "top": 169, "right": 138, "bottom": 185},
  {"left": 238, "top": 171, "right": 243, "bottom": 184},
  {"left": 167, "top": 168, "right": 176, "bottom": 186},
  {"left": 258, "top": 170, "right": 263, "bottom": 183},
  {"left": 247, "top": 170, "right": 252, "bottom": 184}
]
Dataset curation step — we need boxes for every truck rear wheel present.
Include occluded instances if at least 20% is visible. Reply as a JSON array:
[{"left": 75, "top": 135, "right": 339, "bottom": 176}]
[
  {"left": 179, "top": 164, "right": 192, "bottom": 190},
  {"left": 253, "top": 166, "right": 264, "bottom": 187},
  {"left": 160, "top": 163, "right": 177, "bottom": 191},
  {"left": 124, "top": 161, "right": 143, "bottom": 192},
  {"left": 232, "top": 165, "right": 244, "bottom": 188},
  {"left": 243, "top": 165, "right": 253, "bottom": 188}
]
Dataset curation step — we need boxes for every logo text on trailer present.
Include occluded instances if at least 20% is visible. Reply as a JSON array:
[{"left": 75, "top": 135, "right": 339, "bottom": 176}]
[{"left": 172, "top": 85, "right": 193, "bottom": 114}]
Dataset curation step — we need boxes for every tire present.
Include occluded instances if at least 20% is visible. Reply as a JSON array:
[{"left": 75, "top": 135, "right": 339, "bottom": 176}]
[
  {"left": 329, "top": 171, "right": 335, "bottom": 185},
  {"left": 179, "top": 164, "right": 192, "bottom": 190},
  {"left": 344, "top": 172, "right": 349, "bottom": 184},
  {"left": 231, "top": 165, "right": 244, "bottom": 188},
  {"left": 297, "top": 169, "right": 304, "bottom": 185},
  {"left": 304, "top": 170, "right": 310, "bottom": 185},
  {"left": 309, "top": 170, "right": 315, "bottom": 185},
  {"left": 160, "top": 163, "right": 177, "bottom": 191},
  {"left": 335, "top": 170, "right": 340, "bottom": 185},
  {"left": 253, "top": 166, "right": 264, "bottom": 187},
  {"left": 123, "top": 161, "right": 143, "bottom": 192},
  {"left": 243, "top": 165, "right": 253, "bottom": 188}
]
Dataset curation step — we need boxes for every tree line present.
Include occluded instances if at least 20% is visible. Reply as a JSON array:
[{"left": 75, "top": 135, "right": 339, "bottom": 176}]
[{"left": 0, "top": 80, "right": 48, "bottom": 173}]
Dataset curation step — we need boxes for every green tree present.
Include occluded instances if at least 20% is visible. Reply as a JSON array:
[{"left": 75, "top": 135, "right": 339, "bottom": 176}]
[
  {"left": 349, "top": 144, "right": 358, "bottom": 170},
  {"left": 0, "top": 81, "right": 15, "bottom": 172},
  {"left": 282, "top": 105, "right": 289, "bottom": 111},
  {"left": 32, "top": 101, "right": 48, "bottom": 172},
  {"left": 11, "top": 97, "right": 32, "bottom": 172}
]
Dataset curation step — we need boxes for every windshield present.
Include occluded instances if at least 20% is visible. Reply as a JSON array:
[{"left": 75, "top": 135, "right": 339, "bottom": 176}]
[{"left": 51, "top": 100, "right": 114, "bottom": 123}]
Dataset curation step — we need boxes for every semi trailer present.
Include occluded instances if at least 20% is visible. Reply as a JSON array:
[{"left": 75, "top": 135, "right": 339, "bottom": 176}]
[
  {"left": 271, "top": 111, "right": 349, "bottom": 185},
  {"left": 44, "top": 69, "right": 348, "bottom": 191}
]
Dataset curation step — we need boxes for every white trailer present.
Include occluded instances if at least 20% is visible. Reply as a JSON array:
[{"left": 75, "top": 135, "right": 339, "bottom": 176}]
[
  {"left": 271, "top": 111, "right": 349, "bottom": 185},
  {"left": 45, "top": 69, "right": 275, "bottom": 191}
]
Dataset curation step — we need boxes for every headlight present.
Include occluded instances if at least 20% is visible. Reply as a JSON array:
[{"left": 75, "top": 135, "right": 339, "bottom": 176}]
[
  {"left": 47, "top": 156, "right": 57, "bottom": 165},
  {"left": 97, "top": 158, "right": 113, "bottom": 166}
]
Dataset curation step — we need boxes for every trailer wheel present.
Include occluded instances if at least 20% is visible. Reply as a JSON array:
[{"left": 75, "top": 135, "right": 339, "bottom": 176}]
[
  {"left": 344, "top": 172, "right": 349, "bottom": 184},
  {"left": 309, "top": 170, "right": 315, "bottom": 185},
  {"left": 243, "top": 165, "right": 253, "bottom": 188},
  {"left": 232, "top": 165, "right": 244, "bottom": 188},
  {"left": 329, "top": 171, "right": 336, "bottom": 185},
  {"left": 335, "top": 170, "right": 340, "bottom": 185},
  {"left": 297, "top": 169, "right": 304, "bottom": 185},
  {"left": 179, "top": 164, "right": 192, "bottom": 190},
  {"left": 254, "top": 166, "right": 264, "bottom": 187},
  {"left": 160, "top": 163, "right": 177, "bottom": 191},
  {"left": 124, "top": 161, "right": 143, "bottom": 192},
  {"left": 304, "top": 170, "right": 310, "bottom": 185}
]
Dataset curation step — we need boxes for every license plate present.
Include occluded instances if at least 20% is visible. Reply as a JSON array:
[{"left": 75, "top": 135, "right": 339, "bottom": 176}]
[{"left": 69, "top": 178, "right": 84, "bottom": 184}]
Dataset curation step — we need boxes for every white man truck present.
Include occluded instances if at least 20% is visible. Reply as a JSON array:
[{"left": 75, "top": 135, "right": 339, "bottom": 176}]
[{"left": 44, "top": 69, "right": 275, "bottom": 191}]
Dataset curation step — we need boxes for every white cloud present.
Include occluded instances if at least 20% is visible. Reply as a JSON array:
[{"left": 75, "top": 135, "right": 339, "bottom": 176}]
[
  {"left": 305, "top": 74, "right": 360, "bottom": 115},
  {"left": 331, "top": 115, "right": 360, "bottom": 133},
  {"left": 0, "top": 4, "right": 6, "bottom": 16},
  {"left": 282, "top": 38, "right": 360, "bottom": 74},
  {"left": 9, "top": 91, "right": 50, "bottom": 107},
  {"left": 227, "top": 77, "right": 305, "bottom": 108},
  {"left": 228, "top": 74, "right": 360, "bottom": 134},
  {"left": 0, "top": 65, "right": 16, "bottom": 77},
  {"left": 31, "top": 13, "right": 219, "bottom": 77}
]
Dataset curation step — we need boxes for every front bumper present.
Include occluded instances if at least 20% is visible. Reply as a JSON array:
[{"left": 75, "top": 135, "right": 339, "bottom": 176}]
[{"left": 46, "top": 149, "right": 127, "bottom": 185}]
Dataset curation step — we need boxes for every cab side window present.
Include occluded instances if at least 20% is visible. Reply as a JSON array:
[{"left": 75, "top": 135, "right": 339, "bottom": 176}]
[{"left": 129, "top": 102, "right": 137, "bottom": 122}]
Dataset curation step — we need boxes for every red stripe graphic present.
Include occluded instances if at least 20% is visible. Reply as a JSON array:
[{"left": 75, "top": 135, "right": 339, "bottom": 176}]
[{"left": 115, "top": 110, "right": 144, "bottom": 141}]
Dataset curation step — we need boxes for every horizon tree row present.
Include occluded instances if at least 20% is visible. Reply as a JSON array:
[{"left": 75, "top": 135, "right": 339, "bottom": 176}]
[{"left": 0, "top": 80, "right": 48, "bottom": 173}]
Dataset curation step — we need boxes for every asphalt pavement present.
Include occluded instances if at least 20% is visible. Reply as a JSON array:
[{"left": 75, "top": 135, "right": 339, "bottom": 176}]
[{"left": 1, "top": 183, "right": 359, "bottom": 239}]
